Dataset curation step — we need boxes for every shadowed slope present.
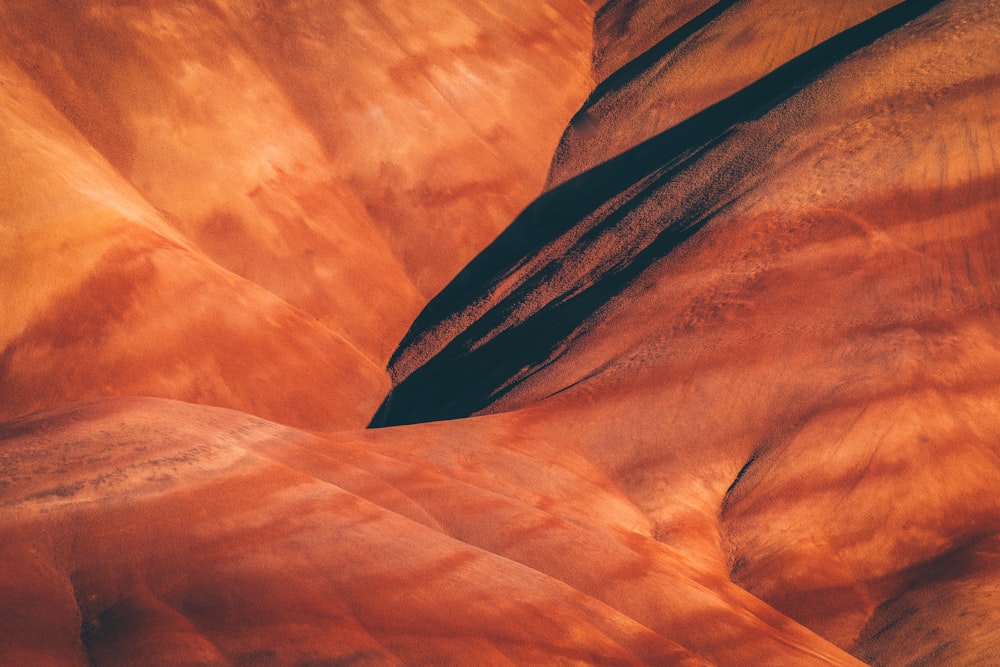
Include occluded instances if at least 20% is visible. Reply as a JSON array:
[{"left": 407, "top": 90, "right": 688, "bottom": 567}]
[
  {"left": 374, "top": 0, "right": 949, "bottom": 424},
  {"left": 588, "top": 0, "right": 716, "bottom": 82}
]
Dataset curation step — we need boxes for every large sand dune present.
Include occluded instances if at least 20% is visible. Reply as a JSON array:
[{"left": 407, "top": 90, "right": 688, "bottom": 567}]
[{"left": 2, "top": 0, "right": 998, "bottom": 664}]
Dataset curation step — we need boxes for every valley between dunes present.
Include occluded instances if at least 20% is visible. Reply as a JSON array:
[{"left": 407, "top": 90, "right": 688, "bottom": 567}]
[{"left": 2, "top": 0, "right": 999, "bottom": 665}]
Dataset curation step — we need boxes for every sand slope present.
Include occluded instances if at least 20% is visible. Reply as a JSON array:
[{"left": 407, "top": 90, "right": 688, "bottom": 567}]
[
  {"left": 2, "top": 0, "right": 998, "bottom": 663},
  {"left": 0, "top": 397, "right": 857, "bottom": 665},
  {"left": 377, "top": 0, "right": 1000, "bottom": 660},
  {"left": 0, "top": 0, "right": 592, "bottom": 423}
]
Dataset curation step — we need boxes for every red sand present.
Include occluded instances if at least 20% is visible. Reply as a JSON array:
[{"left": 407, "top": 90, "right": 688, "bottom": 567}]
[{"left": 2, "top": 0, "right": 998, "bottom": 664}]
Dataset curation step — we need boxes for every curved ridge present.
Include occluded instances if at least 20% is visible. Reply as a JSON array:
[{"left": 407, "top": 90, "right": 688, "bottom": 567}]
[{"left": 374, "top": 0, "right": 947, "bottom": 427}]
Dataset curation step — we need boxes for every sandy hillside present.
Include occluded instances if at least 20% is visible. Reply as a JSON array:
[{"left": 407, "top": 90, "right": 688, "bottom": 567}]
[{"left": 2, "top": 0, "right": 998, "bottom": 664}]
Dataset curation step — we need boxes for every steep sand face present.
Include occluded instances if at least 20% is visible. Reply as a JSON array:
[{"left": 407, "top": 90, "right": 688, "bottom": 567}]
[
  {"left": 589, "top": 0, "right": 716, "bottom": 82},
  {"left": 0, "top": 397, "right": 857, "bottom": 666},
  {"left": 378, "top": 0, "right": 1000, "bottom": 660}
]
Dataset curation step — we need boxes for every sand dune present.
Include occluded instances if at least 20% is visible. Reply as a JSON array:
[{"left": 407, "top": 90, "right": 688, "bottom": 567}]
[
  {"left": 2, "top": 0, "right": 998, "bottom": 664},
  {"left": 377, "top": 0, "right": 1000, "bottom": 661},
  {"left": 0, "top": 397, "right": 857, "bottom": 665},
  {"left": 0, "top": 54, "right": 386, "bottom": 429},
  {"left": 0, "top": 0, "right": 591, "bottom": 422}
]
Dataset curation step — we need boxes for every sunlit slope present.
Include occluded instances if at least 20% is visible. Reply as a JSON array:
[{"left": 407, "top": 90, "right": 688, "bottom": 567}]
[
  {"left": 3, "top": 0, "right": 997, "bottom": 663},
  {"left": 0, "top": 0, "right": 422, "bottom": 365},
  {"left": 0, "top": 397, "right": 860, "bottom": 666},
  {"left": 216, "top": 0, "right": 595, "bottom": 296},
  {"left": 0, "top": 0, "right": 593, "bottom": 315},
  {"left": 0, "top": 0, "right": 593, "bottom": 423},
  {"left": 375, "top": 0, "right": 1000, "bottom": 660},
  {"left": 0, "top": 56, "right": 386, "bottom": 429}
]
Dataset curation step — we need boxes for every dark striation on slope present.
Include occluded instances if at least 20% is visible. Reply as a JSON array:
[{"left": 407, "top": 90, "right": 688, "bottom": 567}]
[
  {"left": 576, "top": 0, "right": 742, "bottom": 117},
  {"left": 371, "top": 0, "right": 946, "bottom": 428}
]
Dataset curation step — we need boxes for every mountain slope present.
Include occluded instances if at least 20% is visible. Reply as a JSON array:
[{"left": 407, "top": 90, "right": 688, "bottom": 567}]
[
  {"left": 215, "top": 0, "right": 595, "bottom": 297},
  {"left": 0, "top": 0, "right": 423, "bottom": 365}
]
